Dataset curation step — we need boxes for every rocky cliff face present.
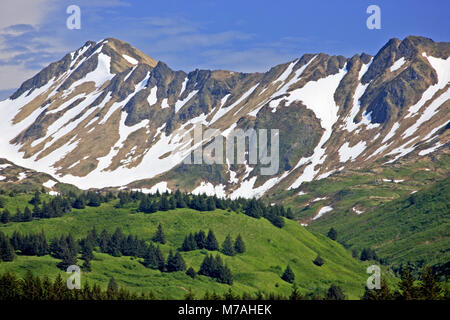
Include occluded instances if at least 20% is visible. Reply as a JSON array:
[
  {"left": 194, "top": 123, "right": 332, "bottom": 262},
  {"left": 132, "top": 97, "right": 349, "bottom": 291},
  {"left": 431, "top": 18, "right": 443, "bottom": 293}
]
[{"left": 0, "top": 36, "right": 448, "bottom": 198}]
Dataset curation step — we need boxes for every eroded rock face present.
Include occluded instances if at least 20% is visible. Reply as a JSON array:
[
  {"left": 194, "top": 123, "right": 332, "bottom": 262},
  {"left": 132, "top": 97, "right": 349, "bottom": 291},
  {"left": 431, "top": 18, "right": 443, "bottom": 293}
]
[{"left": 0, "top": 36, "right": 449, "bottom": 197}]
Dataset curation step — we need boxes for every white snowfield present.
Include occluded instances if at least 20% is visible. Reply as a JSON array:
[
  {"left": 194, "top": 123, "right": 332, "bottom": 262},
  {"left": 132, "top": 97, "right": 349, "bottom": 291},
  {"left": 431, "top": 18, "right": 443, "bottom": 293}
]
[
  {"left": 390, "top": 57, "right": 406, "bottom": 72},
  {"left": 191, "top": 181, "right": 226, "bottom": 198},
  {"left": 42, "top": 180, "right": 58, "bottom": 188},
  {"left": 132, "top": 181, "right": 171, "bottom": 194},
  {"left": 338, "top": 141, "right": 367, "bottom": 162},
  {"left": 313, "top": 206, "right": 333, "bottom": 220},
  {"left": 405, "top": 54, "right": 450, "bottom": 118},
  {"left": 288, "top": 64, "right": 348, "bottom": 189},
  {"left": 122, "top": 54, "right": 138, "bottom": 65},
  {"left": 342, "top": 60, "right": 372, "bottom": 132}
]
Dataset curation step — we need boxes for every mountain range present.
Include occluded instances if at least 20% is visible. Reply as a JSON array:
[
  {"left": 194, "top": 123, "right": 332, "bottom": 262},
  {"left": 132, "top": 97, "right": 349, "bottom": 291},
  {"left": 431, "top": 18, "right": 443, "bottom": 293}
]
[{"left": 0, "top": 36, "right": 448, "bottom": 202}]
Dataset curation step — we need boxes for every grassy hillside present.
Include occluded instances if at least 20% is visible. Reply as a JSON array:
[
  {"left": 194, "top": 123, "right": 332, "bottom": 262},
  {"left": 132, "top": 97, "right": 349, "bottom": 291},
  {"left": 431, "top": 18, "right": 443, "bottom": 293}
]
[
  {"left": 0, "top": 197, "right": 373, "bottom": 299},
  {"left": 266, "top": 154, "right": 450, "bottom": 270},
  {"left": 309, "top": 178, "right": 450, "bottom": 271}
]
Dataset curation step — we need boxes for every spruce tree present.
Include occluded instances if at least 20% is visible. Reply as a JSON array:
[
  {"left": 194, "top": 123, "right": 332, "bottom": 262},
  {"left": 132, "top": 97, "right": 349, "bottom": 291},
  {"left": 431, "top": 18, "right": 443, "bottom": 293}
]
[
  {"left": 73, "top": 197, "right": 85, "bottom": 209},
  {"left": 281, "top": 265, "right": 295, "bottom": 283},
  {"left": 327, "top": 228, "right": 338, "bottom": 241},
  {"left": 234, "top": 234, "right": 245, "bottom": 254},
  {"left": 186, "top": 267, "right": 196, "bottom": 279},
  {"left": 155, "top": 246, "right": 165, "bottom": 271},
  {"left": 57, "top": 247, "right": 77, "bottom": 271},
  {"left": 221, "top": 234, "right": 235, "bottom": 256},
  {"left": 289, "top": 283, "right": 303, "bottom": 300},
  {"left": 0, "top": 234, "right": 15, "bottom": 262},
  {"left": 313, "top": 254, "right": 325, "bottom": 266},
  {"left": 1, "top": 209, "right": 10, "bottom": 224},
  {"left": 194, "top": 230, "right": 206, "bottom": 249},
  {"left": 153, "top": 224, "right": 166, "bottom": 244},
  {"left": 29, "top": 191, "right": 41, "bottom": 206},
  {"left": 326, "top": 284, "right": 346, "bottom": 300},
  {"left": 166, "top": 250, "right": 186, "bottom": 272},
  {"left": 206, "top": 197, "right": 216, "bottom": 211},
  {"left": 362, "top": 279, "right": 393, "bottom": 300},
  {"left": 143, "top": 244, "right": 158, "bottom": 269},
  {"left": 398, "top": 265, "right": 417, "bottom": 300},
  {"left": 22, "top": 207, "right": 32, "bottom": 222},
  {"left": 182, "top": 233, "right": 196, "bottom": 251},
  {"left": 106, "top": 277, "right": 119, "bottom": 299},
  {"left": 138, "top": 196, "right": 151, "bottom": 213},
  {"left": 419, "top": 266, "right": 442, "bottom": 300},
  {"left": 205, "top": 229, "right": 219, "bottom": 251}
]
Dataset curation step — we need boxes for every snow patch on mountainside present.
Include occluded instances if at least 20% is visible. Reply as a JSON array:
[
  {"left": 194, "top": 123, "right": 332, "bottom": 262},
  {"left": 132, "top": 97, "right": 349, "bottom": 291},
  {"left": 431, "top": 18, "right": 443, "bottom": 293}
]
[
  {"left": 122, "top": 54, "right": 138, "bottom": 65},
  {"left": 71, "top": 53, "right": 114, "bottom": 89},
  {"left": 288, "top": 65, "right": 348, "bottom": 189},
  {"left": 406, "top": 54, "right": 450, "bottom": 117},
  {"left": 339, "top": 141, "right": 367, "bottom": 162},
  {"left": 313, "top": 206, "right": 333, "bottom": 220},
  {"left": 342, "top": 60, "right": 372, "bottom": 132},
  {"left": 191, "top": 181, "right": 226, "bottom": 198},
  {"left": 390, "top": 57, "right": 406, "bottom": 72}
]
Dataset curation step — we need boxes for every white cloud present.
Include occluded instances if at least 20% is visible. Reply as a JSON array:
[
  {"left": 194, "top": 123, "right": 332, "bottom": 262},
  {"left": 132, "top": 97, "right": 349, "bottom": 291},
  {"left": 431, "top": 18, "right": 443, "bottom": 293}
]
[
  {"left": 0, "top": 0, "right": 56, "bottom": 30},
  {"left": 0, "top": 63, "right": 39, "bottom": 92}
]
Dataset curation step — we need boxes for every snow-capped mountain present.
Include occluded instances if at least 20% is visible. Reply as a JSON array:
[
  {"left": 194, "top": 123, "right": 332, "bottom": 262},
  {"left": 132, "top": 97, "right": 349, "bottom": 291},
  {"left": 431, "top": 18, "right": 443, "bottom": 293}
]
[{"left": 0, "top": 36, "right": 448, "bottom": 198}]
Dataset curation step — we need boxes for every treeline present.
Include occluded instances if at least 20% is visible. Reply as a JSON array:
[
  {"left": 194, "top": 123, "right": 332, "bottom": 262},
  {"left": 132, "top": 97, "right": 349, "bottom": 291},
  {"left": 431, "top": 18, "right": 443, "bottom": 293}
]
[
  {"left": 362, "top": 265, "right": 449, "bottom": 300},
  {"left": 135, "top": 190, "right": 293, "bottom": 228},
  {"left": 0, "top": 191, "right": 110, "bottom": 224},
  {"left": 181, "top": 230, "right": 245, "bottom": 256},
  {"left": 0, "top": 264, "right": 448, "bottom": 300},
  {"left": 0, "top": 189, "right": 294, "bottom": 228},
  {"left": 0, "top": 271, "right": 335, "bottom": 300},
  {"left": 0, "top": 271, "right": 153, "bottom": 300}
]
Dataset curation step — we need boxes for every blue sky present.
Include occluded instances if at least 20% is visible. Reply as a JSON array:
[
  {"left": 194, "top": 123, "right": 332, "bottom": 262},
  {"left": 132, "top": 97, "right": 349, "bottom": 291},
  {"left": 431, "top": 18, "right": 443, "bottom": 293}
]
[{"left": 0, "top": 0, "right": 449, "bottom": 98}]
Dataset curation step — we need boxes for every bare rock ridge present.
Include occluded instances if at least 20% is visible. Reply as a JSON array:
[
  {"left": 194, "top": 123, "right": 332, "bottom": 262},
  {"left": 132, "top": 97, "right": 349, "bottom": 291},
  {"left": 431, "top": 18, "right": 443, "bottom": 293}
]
[{"left": 0, "top": 36, "right": 448, "bottom": 198}]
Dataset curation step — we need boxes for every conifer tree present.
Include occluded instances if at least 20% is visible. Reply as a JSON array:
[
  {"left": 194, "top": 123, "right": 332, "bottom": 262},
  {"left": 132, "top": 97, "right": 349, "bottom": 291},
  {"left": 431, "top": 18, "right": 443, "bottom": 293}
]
[
  {"left": 143, "top": 244, "right": 158, "bottom": 269},
  {"left": 234, "top": 234, "right": 246, "bottom": 254},
  {"left": 1, "top": 209, "right": 10, "bottom": 224},
  {"left": 281, "top": 265, "right": 295, "bottom": 283},
  {"left": 29, "top": 191, "right": 41, "bottom": 206},
  {"left": 205, "top": 229, "right": 219, "bottom": 251},
  {"left": 153, "top": 224, "right": 166, "bottom": 244},
  {"left": 138, "top": 196, "right": 151, "bottom": 213},
  {"left": 23, "top": 207, "right": 32, "bottom": 222},
  {"left": 106, "top": 277, "right": 118, "bottom": 299},
  {"left": 186, "top": 267, "right": 196, "bottom": 279},
  {"left": 326, "top": 284, "right": 346, "bottom": 300},
  {"left": 398, "top": 265, "right": 417, "bottom": 300},
  {"left": 194, "top": 230, "right": 206, "bottom": 249},
  {"left": 419, "top": 266, "right": 442, "bottom": 300},
  {"left": 362, "top": 279, "right": 393, "bottom": 300},
  {"left": 221, "top": 234, "right": 235, "bottom": 256},
  {"left": 327, "top": 228, "right": 338, "bottom": 241},
  {"left": 206, "top": 197, "right": 216, "bottom": 211},
  {"left": 313, "top": 254, "right": 325, "bottom": 266},
  {"left": 57, "top": 247, "right": 77, "bottom": 271},
  {"left": 155, "top": 246, "right": 165, "bottom": 271},
  {"left": 289, "top": 283, "right": 303, "bottom": 300},
  {"left": 182, "top": 233, "right": 196, "bottom": 251},
  {"left": 166, "top": 250, "right": 186, "bottom": 272},
  {"left": 0, "top": 234, "right": 15, "bottom": 262}
]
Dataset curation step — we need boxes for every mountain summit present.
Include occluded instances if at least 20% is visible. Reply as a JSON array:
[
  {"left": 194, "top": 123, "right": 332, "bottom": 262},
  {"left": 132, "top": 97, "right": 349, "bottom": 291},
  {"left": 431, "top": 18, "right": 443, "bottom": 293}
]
[{"left": 0, "top": 36, "right": 448, "bottom": 197}]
